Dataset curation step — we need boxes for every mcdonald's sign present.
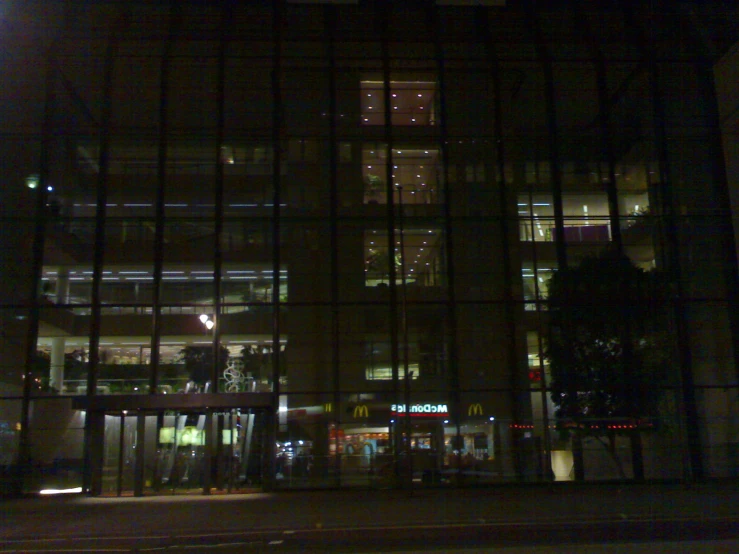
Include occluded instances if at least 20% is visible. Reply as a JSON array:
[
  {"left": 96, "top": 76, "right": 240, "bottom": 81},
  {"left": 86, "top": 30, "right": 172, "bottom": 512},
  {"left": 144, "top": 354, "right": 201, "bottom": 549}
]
[
  {"left": 324, "top": 402, "right": 333, "bottom": 413},
  {"left": 468, "top": 403, "right": 483, "bottom": 416},
  {"left": 353, "top": 405, "right": 369, "bottom": 418}
]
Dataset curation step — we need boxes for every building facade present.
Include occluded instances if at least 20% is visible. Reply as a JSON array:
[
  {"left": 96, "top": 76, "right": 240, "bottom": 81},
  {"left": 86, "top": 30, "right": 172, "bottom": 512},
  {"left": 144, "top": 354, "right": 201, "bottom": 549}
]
[{"left": 1, "top": 0, "right": 738, "bottom": 496}]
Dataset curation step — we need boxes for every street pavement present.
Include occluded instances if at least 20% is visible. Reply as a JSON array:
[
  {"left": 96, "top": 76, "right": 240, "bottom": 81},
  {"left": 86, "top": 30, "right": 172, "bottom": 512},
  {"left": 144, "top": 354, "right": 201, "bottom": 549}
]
[{"left": 1, "top": 481, "right": 738, "bottom": 552}]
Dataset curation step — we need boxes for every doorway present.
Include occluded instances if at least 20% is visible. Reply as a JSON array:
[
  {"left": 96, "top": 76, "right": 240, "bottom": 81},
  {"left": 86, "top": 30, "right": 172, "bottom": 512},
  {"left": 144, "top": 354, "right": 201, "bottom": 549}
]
[{"left": 98, "top": 408, "right": 267, "bottom": 496}]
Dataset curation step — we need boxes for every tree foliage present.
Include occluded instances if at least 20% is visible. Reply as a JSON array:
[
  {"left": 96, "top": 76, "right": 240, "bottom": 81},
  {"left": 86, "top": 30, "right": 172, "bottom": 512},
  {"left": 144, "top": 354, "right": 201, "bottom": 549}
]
[
  {"left": 179, "top": 345, "right": 229, "bottom": 385},
  {"left": 546, "top": 248, "right": 672, "bottom": 437}
]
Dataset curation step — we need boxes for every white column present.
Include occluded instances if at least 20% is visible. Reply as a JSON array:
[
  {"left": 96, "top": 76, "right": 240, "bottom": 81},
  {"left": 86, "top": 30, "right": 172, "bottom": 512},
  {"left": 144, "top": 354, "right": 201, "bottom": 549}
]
[{"left": 50, "top": 336, "right": 65, "bottom": 393}]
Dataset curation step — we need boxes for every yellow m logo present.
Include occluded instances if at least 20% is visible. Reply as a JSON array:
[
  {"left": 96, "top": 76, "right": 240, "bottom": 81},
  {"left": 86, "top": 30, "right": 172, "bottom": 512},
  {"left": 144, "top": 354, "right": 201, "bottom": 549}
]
[
  {"left": 324, "top": 402, "right": 332, "bottom": 413},
  {"left": 353, "top": 405, "right": 369, "bottom": 418},
  {"left": 468, "top": 403, "right": 483, "bottom": 416}
]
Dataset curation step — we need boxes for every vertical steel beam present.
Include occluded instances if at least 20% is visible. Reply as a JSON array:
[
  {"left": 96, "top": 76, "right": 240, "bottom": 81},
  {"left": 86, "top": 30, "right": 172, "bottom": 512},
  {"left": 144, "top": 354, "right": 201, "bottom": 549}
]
[
  {"left": 428, "top": 3, "right": 461, "bottom": 482},
  {"left": 149, "top": 2, "right": 180, "bottom": 396},
  {"left": 378, "top": 4, "right": 402, "bottom": 476},
  {"left": 524, "top": 2, "right": 567, "bottom": 271},
  {"left": 325, "top": 4, "right": 342, "bottom": 487},
  {"left": 478, "top": 5, "right": 542, "bottom": 481},
  {"left": 523, "top": 0, "right": 581, "bottom": 480},
  {"left": 266, "top": 0, "right": 286, "bottom": 491},
  {"left": 134, "top": 411, "right": 146, "bottom": 496},
  {"left": 83, "top": 11, "right": 122, "bottom": 494},
  {"left": 571, "top": 1, "right": 623, "bottom": 251},
  {"left": 19, "top": 40, "right": 57, "bottom": 498},
  {"left": 211, "top": 4, "right": 231, "bottom": 393},
  {"left": 117, "top": 413, "right": 125, "bottom": 496}
]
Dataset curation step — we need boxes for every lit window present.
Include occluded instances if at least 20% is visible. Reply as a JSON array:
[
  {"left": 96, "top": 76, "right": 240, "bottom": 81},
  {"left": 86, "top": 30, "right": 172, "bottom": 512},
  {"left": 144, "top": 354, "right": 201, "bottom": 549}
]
[{"left": 360, "top": 80, "right": 437, "bottom": 126}]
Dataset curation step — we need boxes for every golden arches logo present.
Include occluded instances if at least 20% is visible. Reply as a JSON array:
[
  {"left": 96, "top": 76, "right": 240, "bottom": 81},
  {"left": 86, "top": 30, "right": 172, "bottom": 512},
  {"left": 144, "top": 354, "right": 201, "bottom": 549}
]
[
  {"left": 468, "top": 403, "right": 483, "bottom": 416},
  {"left": 324, "top": 402, "right": 333, "bottom": 413},
  {"left": 353, "top": 405, "right": 369, "bottom": 418}
]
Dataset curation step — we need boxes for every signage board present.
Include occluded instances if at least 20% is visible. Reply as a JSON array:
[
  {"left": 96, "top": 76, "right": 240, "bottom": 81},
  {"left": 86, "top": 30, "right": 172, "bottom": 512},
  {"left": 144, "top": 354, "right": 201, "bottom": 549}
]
[{"left": 391, "top": 403, "right": 448, "bottom": 416}]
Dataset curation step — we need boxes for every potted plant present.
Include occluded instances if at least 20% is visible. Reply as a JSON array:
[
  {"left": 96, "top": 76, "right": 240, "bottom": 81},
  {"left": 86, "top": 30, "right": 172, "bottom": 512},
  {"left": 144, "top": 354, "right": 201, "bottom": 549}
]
[{"left": 365, "top": 174, "right": 384, "bottom": 204}]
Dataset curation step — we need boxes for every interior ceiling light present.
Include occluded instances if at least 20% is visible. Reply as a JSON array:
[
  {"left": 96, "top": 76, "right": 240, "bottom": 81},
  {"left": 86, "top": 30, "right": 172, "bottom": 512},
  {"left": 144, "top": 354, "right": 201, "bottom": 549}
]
[{"left": 26, "top": 174, "right": 39, "bottom": 189}]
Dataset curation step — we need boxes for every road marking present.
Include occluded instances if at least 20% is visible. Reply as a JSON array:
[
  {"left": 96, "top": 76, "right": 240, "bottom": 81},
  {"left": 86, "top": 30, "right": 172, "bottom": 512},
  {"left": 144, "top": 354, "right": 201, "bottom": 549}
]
[{"left": 268, "top": 540, "right": 284, "bottom": 545}]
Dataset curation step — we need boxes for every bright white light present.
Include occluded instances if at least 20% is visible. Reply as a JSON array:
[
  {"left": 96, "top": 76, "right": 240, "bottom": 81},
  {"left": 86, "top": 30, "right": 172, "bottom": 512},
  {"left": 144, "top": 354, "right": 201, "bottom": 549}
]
[
  {"left": 26, "top": 175, "right": 39, "bottom": 189},
  {"left": 205, "top": 320, "right": 215, "bottom": 330},
  {"left": 39, "top": 487, "right": 82, "bottom": 495},
  {"left": 199, "top": 314, "right": 209, "bottom": 323}
]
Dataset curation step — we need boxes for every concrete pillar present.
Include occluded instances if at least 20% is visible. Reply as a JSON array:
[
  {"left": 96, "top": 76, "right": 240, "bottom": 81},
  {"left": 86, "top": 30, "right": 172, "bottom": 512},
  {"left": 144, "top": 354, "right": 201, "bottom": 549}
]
[{"left": 50, "top": 336, "right": 65, "bottom": 393}]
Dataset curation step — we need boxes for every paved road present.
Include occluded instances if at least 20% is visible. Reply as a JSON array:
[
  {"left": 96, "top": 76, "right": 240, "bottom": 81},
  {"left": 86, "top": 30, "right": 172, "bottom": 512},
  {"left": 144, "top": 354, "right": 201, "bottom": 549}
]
[
  {"left": 2, "top": 482, "right": 738, "bottom": 552},
  {"left": 1, "top": 523, "right": 738, "bottom": 553}
]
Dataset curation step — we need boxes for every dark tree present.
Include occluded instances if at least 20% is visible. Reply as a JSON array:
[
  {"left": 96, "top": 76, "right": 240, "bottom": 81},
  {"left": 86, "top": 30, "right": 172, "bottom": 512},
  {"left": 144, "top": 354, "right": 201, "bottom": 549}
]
[
  {"left": 179, "top": 345, "right": 229, "bottom": 386},
  {"left": 241, "top": 344, "right": 286, "bottom": 385},
  {"left": 545, "top": 247, "right": 672, "bottom": 480}
]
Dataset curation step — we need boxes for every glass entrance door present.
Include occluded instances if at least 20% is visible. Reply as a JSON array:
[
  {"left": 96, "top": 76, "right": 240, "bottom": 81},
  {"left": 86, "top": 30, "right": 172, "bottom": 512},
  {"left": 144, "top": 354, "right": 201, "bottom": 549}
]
[
  {"left": 151, "top": 408, "right": 265, "bottom": 494},
  {"left": 101, "top": 412, "right": 138, "bottom": 496}
]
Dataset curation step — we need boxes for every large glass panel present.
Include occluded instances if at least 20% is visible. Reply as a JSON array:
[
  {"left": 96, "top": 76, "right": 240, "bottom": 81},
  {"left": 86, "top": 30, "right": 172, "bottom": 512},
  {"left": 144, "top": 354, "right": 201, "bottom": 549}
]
[
  {"left": 100, "top": 411, "right": 138, "bottom": 496},
  {"left": 168, "top": 43, "right": 218, "bottom": 135},
  {"left": 149, "top": 408, "right": 267, "bottom": 494},
  {"left": 26, "top": 398, "right": 85, "bottom": 494},
  {"left": 0, "top": 398, "right": 22, "bottom": 493},
  {"left": 364, "top": 226, "right": 445, "bottom": 289},
  {"left": 699, "top": 388, "right": 739, "bottom": 478},
  {"left": 339, "top": 305, "right": 392, "bottom": 394},
  {"left": 362, "top": 146, "right": 442, "bottom": 205},
  {"left": 164, "top": 145, "right": 217, "bottom": 220},
  {"left": 277, "top": 394, "right": 335, "bottom": 489},
  {"left": 443, "top": 68, "right": 493, "bottom": 137},
  {"left": 222, "top": 142, "right": 279, "bottom": 209},
  {"left": 225, "top": 39, "right": 272, "bottom": 134},
  {"left": 454, "top": 393, "right": 514, "bottom": 484},
  {"left": 283, "top": 66, "right": 329, "bottom": 134},
  {"left": 453, "top": 220, "right": 506, "bottom": 303},
  {"left": 360, "top": 80, "right": 438, "bottom": 127},
  {"left": 521, "top": 261, "right": 556, "bottom": 311},
  {"left": 111, "top": 40, "right": 164, "bottom": 132},
  {"left": 1, "top": 306, "right": 30, "bottom": 396},
  {"left": 282, "top": 220, "right": 329, "bottom": 303},
  {"left": 284, "top": 305, "right": 330, "bottom": 393},
  {"left": 35, "top": 333, "right": 89, "bottom": 395}
]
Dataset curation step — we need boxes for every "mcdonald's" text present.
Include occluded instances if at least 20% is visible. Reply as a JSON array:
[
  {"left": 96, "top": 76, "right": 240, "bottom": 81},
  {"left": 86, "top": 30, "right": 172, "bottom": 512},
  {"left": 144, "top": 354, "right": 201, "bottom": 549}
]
[{"left": 391, "top": 403, "right": 448, "bottom": 415}]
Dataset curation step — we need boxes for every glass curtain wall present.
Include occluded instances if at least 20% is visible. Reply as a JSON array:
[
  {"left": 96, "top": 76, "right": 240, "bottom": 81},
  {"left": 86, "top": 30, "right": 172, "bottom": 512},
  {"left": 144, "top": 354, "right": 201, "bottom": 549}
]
[{"left": 9, "top": 1, "right": 739, "bottom": 494}]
